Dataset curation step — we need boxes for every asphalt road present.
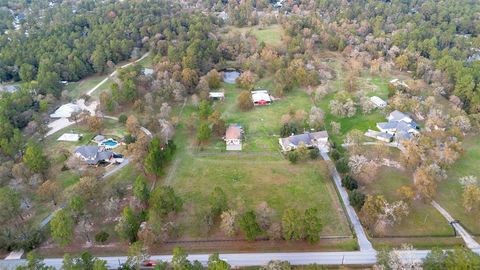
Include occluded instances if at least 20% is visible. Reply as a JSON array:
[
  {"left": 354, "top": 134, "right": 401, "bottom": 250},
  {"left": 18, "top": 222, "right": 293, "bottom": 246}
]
[
  {"left": 2, "top": 249, "right": 449, "bottom": 269},
  {"left": 1, "top": 251, "right": 378, "bottom": 269},
  {"left": 319, "top": 151, "right": 374, "bottom": 251}
]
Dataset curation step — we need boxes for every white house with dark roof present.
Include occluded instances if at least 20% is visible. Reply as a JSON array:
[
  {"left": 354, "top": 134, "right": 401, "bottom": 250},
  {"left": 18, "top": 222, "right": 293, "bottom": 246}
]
[{"left": 279, "top": 131, "right": 329, "bottom": 152}]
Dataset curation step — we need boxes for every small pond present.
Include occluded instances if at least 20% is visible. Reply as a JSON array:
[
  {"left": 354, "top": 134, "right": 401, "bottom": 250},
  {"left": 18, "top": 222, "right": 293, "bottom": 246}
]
[{"left": 223, "top": 70, "right": 241, "bottom": 84}]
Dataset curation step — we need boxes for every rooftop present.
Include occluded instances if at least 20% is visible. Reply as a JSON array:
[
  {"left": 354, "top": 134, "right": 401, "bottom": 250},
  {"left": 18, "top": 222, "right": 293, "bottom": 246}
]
[{"left": 225, "top": 124, "right": 243, "bottom": 140}]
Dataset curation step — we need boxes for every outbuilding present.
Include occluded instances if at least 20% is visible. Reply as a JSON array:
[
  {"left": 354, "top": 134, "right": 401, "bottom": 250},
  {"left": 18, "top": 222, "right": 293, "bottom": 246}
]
[
  {"left": 209, "top": 92, "right": 225, "bottom": 101},
  {"left": 224, "top": 124, "right": 243, "bottom": 151},
  {"left": 251, "top": 90, "right": 272, "bottom": 106},
  {"left": 370, "top": 96, "right": 387, "bottom": 108}
]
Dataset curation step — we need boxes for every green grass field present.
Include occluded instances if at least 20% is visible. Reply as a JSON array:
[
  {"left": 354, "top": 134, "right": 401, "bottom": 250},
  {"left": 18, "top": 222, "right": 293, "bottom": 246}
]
[
  {"left": 233, "top": 24, "right": 284, "bottom": 46},
  {"left": 316, "top": 61, "right": 389, "bottom": 146},
  {"left": 171, "top": 153, "right": 351, "bottom": 238},
  {"left": 63, "top": 75, "right": 111, "bottom": 99},
  {"left": 201, "top": 78, "right": 314, "bottom": 152},
  {"left": 166, "top": 77, "right": 353, "bottom": 243},
  {"left": 361, "top": 166, "right": 453, "bottom": 236},
  {"left": 436, "top": 136, "right": 480, "bottom": 234}
]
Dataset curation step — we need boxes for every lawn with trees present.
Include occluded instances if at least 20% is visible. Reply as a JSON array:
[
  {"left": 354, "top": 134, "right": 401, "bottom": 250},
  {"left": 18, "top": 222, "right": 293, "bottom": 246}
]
[{"left": 436, "top": 136, "right": 480, "bottom": 234}]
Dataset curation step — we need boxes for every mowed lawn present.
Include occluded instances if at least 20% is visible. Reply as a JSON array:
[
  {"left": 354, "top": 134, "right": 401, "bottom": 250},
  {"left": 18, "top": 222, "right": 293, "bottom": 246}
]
[
  {"left": 171, "top": 153, "right": 352, "bottom": 238},
  {"left": 436, "top": 136, "right": 480, "bottom": 234},
  {"left": 232, "top": 24, "right": 284, "bottom": 46},
  {"left": 205, "top": 79, "right": 314, "bottom": 152},
  {"left": 64, "top": 75, "right": 111, "bottom": 99},
  {"left": 168, "top": 78, "right": 352, "bottom": 242},
  {"left": 316, "top": 60, "right": 390, "bottom": 145},
  {"left": 361, "top": 167, "right": 452, "bottom": 236}
]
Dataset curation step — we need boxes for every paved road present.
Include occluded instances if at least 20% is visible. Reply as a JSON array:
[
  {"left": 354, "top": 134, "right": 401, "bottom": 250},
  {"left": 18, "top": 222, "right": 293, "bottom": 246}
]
[
  {"left": 320, "top": 151, "right": 374, "bottom": 251},
  {"left": 102, "top": 159, "right": 130, "bottom": 179},
  {"left": 1, "top": 251, "right": 377, "bottom": 269},
  {"left": 431, "top": 200, "right": 480, "bottom": 251},
  {"left": 1, "top": 249, "right": 444, "bottom": 269}
]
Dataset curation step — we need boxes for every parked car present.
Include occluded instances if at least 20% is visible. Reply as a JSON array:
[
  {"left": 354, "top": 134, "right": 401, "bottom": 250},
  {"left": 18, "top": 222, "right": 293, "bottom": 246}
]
[{"left": 142, "top": 260, "right": 157, "bottom": 267}]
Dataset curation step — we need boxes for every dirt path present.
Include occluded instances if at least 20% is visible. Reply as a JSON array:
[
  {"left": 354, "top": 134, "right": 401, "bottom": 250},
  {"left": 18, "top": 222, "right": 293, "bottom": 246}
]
[{"left": 86, "top": 52, "right": 150, "bottom": 97}]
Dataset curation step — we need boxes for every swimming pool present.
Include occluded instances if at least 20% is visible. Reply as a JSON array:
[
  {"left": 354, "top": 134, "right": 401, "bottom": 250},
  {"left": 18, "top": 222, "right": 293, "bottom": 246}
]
[{"left": 99, "top": 139, "right": 119, "bottom": 149}]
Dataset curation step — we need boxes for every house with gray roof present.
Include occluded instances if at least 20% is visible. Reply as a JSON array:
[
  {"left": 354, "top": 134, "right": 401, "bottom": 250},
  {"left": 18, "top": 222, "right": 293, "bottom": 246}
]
[
  {"left": 74, "top": 146, "right": 114, "bottom": 165},
  {"left": 364, "top": 130, "right": 394, "bottom": 143},
  {"left": 387, "top": 110, "right": 413, "bottom": 123},
  {"left": 367, "top": 110, "right": 419, "bottom": 143},
  {"left": 279, "top": 131, "right": 329, "bottom": 152}
]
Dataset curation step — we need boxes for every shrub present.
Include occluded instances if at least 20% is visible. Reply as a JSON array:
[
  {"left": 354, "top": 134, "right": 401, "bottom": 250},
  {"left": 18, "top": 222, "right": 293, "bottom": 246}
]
[
  {"left": 335, "top": 158, "right": 349, "bottom": 174},
  {"left": 118, "top": 114, "right": 128, "bottom": 124},
  {"left": 280, "top": 122, "right": 298, "bottom": 137},
  {"left": 124, "top": 134, "right": 136, "bottom": 144},
  {"left": 237, "top": 90, "right": 254, "bottom": 111},
  {"left": 330, "top": 149, "right": 341, "bottom": 161},
  {"left": 309, "top": 148, "right": 319, "bottom": 159},
  {"left": 287, "top": 151, "right": 299, "bottom": 164},
  {"left": 331, "top": 141, "right": 337, "bottom": 149},
  {"left": 342, "top": 175, "right": 358, "bottom": 191},
  {"left": 349, "top": 190, "right": 366, "bottom": 211},
  {"left": 95, "top": 231, "right": 110, "bottom": 243}
]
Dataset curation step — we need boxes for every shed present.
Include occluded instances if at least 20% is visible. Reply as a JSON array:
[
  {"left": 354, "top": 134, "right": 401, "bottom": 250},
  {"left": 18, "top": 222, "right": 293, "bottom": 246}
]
[
  {"left": 209, "top": 92, "right": 225, "bottom": 100},
  {"left": 370, "top": 96, "right": 387, "bottom": 108},
  {"left": 251, "top": 90, "right": 272, "bottom": 106}
]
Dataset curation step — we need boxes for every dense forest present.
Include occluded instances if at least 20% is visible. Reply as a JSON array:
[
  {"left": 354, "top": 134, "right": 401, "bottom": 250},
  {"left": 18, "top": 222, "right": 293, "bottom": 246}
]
[{"left": 0, "top": 1, "right": 176, "bottom": 88}]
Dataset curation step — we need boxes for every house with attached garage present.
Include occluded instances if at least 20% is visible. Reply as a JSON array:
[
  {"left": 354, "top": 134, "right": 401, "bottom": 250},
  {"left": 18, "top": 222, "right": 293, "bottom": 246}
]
[
  {"left": 279, "top": 131, "right": 329, "bottom": 152},
  {"left": 74, "top": 145, "right": 123, "bottom": 165},
  {"left": 224, "top": 124, "right": 243, "bottom": 151},
  {"left": 366, "top": 110, "right": 419, "bottom": 143}
]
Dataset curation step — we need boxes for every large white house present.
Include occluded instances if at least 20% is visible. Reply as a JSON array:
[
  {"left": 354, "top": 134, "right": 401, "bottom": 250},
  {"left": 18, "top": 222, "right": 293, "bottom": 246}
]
[
  {"left": 224, "top": 124, "right": 243, "bottom": 151},
  {"left": 50, "top": 103, "right": 82, "bottom": 118}
]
